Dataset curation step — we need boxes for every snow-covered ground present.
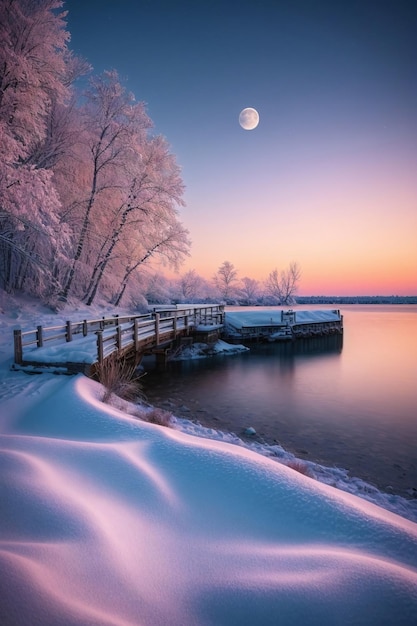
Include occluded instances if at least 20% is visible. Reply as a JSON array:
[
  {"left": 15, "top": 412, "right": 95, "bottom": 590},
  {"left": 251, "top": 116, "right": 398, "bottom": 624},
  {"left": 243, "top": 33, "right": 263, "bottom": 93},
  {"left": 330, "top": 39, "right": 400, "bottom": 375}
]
[{"left": 1, "top": 294, "right": 417, "bottom": 625}]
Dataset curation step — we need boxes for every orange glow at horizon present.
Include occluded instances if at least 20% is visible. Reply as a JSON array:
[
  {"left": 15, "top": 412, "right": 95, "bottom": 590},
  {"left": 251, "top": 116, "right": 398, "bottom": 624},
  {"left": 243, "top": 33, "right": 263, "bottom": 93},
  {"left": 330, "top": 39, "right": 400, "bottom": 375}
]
[{"left": 173, "top": 150, "right": 417, "bottom": 296}]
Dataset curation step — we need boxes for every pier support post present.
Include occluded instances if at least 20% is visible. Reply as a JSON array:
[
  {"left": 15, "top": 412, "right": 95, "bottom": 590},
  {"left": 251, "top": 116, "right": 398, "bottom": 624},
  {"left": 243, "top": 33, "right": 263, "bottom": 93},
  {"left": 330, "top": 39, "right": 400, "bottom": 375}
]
[{"left": 155, "top": 350, "right": 168, "bottom": 370}]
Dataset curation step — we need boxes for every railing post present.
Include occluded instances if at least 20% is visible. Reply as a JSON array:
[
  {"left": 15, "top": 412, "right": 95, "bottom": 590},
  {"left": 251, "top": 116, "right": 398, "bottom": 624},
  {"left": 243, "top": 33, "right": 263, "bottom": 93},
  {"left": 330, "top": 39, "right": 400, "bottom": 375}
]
[
  {"left": 14, "top": 329, "right": 23, "bottom": 364},
  {"left": 65, "top": 320, "right": 72, "bottom": 342},
  {"left": 36, "top": 325, "right": 43, "bottom": 347},
  {"left": 116, "top": 325, "right": 122, "bottom": 352},
  {"left": 173, "top": 311, "right": 177, "bottom": 334},
  {"left": 83, "top": 320, "right": 88, "bottom": 336},
  {"left": 96, "top": 331, "right": 104, "bottom": 365},
  {"left": 155, "top": 313, "right": 160, "bottom": 345},
  {"left": 134, "top": 318, "right": 139, "bottom": 351}
]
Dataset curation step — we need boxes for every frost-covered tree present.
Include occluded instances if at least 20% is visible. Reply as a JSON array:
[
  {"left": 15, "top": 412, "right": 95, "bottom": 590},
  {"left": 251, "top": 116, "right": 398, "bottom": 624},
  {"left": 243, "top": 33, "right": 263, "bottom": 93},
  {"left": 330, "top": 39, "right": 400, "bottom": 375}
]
[
  {"left": 112, "top": 220, "right": 190, "bottom": 306},
  {"left": 213, "top": 261, "right": 238, "bottom": 301},
  {"left": 238, "top": 276, "right": 260, "bottom": 305},
  {"left": 59, "top": 70, "right": 153, "bottom": 301},
  {"left": 265, "top": 262, "right": 301, "bottom": 305},
  {"left": 0, "top": 3, "right": 190, "bottom": 305},
  {"left": 0, "top": 0, "right": 70, "bottom": 159},
  {"left": 0, "top": 169, "right": 69, "bottom": 295},
  {"left": 0, "top": 0, "right": 74, "bottom": 296},
  {"left": 176, "top": 270, "right": 204, "bottom": 302},
  {"left": 84, "top": 133, "right": 188, "bottom": 305},
  {"left": 142, "top": 272, "right": 172, "bottom": 305},
  {"left": 59, "top": 70, "right": 190, "bottom": 305}
]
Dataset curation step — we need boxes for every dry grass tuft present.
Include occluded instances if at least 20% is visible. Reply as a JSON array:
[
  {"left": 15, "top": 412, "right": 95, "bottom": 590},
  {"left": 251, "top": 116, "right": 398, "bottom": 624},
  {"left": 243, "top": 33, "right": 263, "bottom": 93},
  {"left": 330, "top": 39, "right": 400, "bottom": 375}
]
[
  {"left": 286, "top": 459, "right": 312, "bottom": 477},
  {"left": 96, "top": 355, "right": 144, "bottom": 404},
  {"left": 145, "top": 408, "right": 174, "bottom": 428}
]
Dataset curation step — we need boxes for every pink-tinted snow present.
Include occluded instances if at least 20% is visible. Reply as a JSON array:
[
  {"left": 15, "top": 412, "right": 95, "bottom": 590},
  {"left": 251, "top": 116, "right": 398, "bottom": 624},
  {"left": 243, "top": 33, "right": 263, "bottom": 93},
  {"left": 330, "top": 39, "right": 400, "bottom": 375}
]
[
  {"left": 1, "top": 297, "right": 417, "bottom": 624},
  {"left": 1, "top": 375, "right": 417, "bottom": 625}
]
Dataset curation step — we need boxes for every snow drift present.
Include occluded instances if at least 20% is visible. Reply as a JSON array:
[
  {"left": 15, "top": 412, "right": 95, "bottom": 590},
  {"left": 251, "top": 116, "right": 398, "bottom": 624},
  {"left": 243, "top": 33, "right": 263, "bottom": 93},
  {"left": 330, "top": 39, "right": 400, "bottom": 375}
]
[{"left": 1, "top": 375, "right": 417, "bottom": 625}]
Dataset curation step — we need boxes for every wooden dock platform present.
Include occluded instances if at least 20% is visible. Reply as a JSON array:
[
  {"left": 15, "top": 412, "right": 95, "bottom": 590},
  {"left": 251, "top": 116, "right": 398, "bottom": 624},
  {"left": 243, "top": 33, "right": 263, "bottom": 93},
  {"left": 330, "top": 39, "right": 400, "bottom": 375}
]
[
  {"left": 13, "top": 305, "right": 225, "bottom": 375},
  {"left": 224, "top": 309, "right": 343, "bottom": 342}
]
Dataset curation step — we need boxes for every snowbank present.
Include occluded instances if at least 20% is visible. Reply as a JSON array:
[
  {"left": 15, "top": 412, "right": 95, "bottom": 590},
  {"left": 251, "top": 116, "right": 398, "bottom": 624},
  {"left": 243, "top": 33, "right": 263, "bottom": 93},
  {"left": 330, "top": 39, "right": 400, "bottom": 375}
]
[
  {"left": 1, "top": 375, "right": 417, "bottom": 625},
  {"left": 1, "top": 296, "right": 417, "bottom": 624}
]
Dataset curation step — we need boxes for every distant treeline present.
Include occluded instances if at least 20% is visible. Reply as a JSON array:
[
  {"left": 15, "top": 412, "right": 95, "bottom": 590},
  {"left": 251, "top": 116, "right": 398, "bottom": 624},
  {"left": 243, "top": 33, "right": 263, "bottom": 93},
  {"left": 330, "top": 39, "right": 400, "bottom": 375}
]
[{"left": 296, "top": 296, "right": 417, "bottom": 305}]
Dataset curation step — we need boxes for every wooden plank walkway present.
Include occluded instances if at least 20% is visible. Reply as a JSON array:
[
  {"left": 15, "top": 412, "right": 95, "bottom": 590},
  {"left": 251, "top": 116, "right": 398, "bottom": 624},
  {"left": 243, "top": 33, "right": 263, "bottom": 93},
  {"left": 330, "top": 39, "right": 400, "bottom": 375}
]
[{"left": 13, "top": 305, "right": 225, "bottom": 375}]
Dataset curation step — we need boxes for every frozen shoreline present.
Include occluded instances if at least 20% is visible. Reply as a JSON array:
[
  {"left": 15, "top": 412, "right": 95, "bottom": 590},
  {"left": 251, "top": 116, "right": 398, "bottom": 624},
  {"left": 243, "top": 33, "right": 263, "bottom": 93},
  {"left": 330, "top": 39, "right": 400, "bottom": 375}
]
[
  {"left": 143, "top": 339, "right": 417, "bottom": 523},
  {"left": 166, "top": 406, "right": 417, "bottom": 524},
  {"left": 1, "top": 298, "right": 417, "bottom": 623},
  {"left": 2, "top": 297, "right": 416, "bottom": 524},
  {"left": 2, "top": 374, "right": 417, "bottom": 625}
]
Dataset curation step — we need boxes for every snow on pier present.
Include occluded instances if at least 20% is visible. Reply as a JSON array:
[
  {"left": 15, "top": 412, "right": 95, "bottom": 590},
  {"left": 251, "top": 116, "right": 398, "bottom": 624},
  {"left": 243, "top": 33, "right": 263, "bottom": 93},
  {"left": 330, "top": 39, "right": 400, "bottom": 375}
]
[{"left": 225, "top": 309, "right": 343, "bottom": 341}]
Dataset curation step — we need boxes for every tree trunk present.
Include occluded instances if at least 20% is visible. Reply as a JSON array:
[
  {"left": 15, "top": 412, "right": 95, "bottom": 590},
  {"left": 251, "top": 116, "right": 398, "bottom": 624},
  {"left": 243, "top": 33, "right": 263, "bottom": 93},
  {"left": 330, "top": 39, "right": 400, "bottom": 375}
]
[
  {"left": 85, "top": 201, "right": 137, "bottom": 305},
  {"left": 113, "top": 246, "right": 157, "bottom": 306},
  {"left": 113, "top": 267, "right": 130, "bottom": 306},
  {"left": 84, "top": 237, "right": 112, "bottom": 303},
  {"left": 60, "top": 151, "right": 101, "bottom": 301}
]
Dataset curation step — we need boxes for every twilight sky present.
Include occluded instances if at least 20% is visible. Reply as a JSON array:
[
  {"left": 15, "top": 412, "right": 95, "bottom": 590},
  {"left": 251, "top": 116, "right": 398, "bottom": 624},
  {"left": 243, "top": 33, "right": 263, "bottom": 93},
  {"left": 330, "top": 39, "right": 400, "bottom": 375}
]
[{"left": 66, "top": 0, "right": 417, "bottom": 296}]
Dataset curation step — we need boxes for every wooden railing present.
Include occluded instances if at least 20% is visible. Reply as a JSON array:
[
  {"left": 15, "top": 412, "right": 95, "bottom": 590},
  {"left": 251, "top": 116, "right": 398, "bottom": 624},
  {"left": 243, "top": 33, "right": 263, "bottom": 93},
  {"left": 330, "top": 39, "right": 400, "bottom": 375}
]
[{"left": 13, "top": 305, "right": 224, "bottom": 367}]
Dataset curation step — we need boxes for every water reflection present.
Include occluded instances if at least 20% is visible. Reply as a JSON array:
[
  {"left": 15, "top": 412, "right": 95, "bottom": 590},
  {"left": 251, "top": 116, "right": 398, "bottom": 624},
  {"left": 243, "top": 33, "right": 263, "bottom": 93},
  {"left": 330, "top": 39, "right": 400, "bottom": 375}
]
[
  {"left": 143, "top": 306, "right": 417, "bottom": 498},
  {"left": 175, "top": 333, "right": 343, "bottom": 376},
  {"left": 251, "top": 332, "right": 343, "bottom": 356}
]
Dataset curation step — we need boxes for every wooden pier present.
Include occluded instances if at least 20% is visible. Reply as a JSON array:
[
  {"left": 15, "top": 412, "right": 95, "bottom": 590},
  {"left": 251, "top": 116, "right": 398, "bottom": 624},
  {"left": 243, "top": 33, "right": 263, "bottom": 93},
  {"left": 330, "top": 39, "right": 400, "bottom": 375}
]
[
  {"left": 13, "top": 305, "right": 225, "bottom": 375},
  {"left": 224, "top": 309, "right": 343, "bottom": 343}
]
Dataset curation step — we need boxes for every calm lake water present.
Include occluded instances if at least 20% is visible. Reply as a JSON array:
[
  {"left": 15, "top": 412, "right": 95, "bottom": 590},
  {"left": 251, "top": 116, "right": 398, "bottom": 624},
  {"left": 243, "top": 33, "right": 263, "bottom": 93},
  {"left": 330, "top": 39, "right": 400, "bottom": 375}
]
[{"left": 143, "top": 305, "right": 417, "bottom": 499}]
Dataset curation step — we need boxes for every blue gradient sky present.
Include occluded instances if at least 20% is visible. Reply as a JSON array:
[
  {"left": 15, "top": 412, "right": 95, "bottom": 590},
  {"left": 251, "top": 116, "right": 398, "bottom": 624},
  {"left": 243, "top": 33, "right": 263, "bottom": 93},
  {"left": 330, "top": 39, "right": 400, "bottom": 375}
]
[{"left": 66, "top": 0, "right": 417, "bottom": 295}]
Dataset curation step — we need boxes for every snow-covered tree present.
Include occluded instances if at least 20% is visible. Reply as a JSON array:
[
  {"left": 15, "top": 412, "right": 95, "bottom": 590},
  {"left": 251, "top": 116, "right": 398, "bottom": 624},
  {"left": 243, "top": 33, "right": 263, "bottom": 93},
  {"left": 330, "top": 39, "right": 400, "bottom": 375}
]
[
  {"left": 112, "top": 220, "right": 190, "bottom": 306},
  {"left": 84, "top": 133, "right": 188, "bottom": 305},
  {"left": 213, "top": 261, "right": 238, "bottom": 302},
  {"left": 0, "top": 167, "right": 70, "bottom": 295},
  {"left": 59, "top": 70, "right": 152, "bottom": 301},
  {"left": 142, "top": 272, "right": 172, "bottom": 305},
  {"left": 0, "top": 0, "right": 70, "bottom": 160},
  {"left": 265, "top": 262, "right": 301, "bottom": 305},
  {"left": 0, "top": 0, "right": 74, "bottom": 297},
  {"left": 175, "top": 270, "right": 204, "bottom": 302},
  {"left": 238, "top": 276, "right": 260, "bottom": 305},
  {"left": 0, "top": 4, "right": 190, "bottom": 305}
]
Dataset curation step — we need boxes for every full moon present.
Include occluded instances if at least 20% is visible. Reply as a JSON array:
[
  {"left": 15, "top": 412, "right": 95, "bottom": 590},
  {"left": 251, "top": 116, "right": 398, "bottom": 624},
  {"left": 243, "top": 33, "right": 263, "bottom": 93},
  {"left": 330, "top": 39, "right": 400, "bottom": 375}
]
[{"left": 239, "top": 107, "right": 259, "bottom": 130}]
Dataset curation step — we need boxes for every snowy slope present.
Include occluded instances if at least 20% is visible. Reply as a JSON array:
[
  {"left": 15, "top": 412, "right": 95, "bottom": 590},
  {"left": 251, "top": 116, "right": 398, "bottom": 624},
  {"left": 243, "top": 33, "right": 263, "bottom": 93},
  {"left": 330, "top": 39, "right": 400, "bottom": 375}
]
[
  {"left": 1, "top": 296, "right": 417, "bottom": 624},
  {"left": 1, "top": 375, "right": 417, "bottom": 625}
]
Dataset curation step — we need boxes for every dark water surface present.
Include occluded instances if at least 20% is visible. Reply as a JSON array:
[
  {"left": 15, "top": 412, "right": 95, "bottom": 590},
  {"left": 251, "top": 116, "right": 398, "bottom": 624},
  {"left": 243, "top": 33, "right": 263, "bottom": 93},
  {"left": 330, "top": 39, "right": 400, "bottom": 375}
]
[{"left": 143, "top": 305, "right": 417, "bottom": 499}]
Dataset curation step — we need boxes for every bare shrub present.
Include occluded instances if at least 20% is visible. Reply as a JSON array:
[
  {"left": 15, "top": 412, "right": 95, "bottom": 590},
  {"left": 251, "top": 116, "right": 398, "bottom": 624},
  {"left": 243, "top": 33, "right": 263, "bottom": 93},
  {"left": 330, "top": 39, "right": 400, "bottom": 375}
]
[
  {"left": 145, "top": 408, "right": 174, "bottom": 428},
  {"left": 96, "top": 355, "right": 144, "bottom": 404}
]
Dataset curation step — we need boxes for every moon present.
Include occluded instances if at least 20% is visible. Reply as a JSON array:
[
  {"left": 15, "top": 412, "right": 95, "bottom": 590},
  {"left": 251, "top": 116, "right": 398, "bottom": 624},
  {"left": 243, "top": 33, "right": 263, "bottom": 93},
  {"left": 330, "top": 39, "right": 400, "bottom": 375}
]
[{"left": 239, "top": 107, "right": 259, "bottom": 130}]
